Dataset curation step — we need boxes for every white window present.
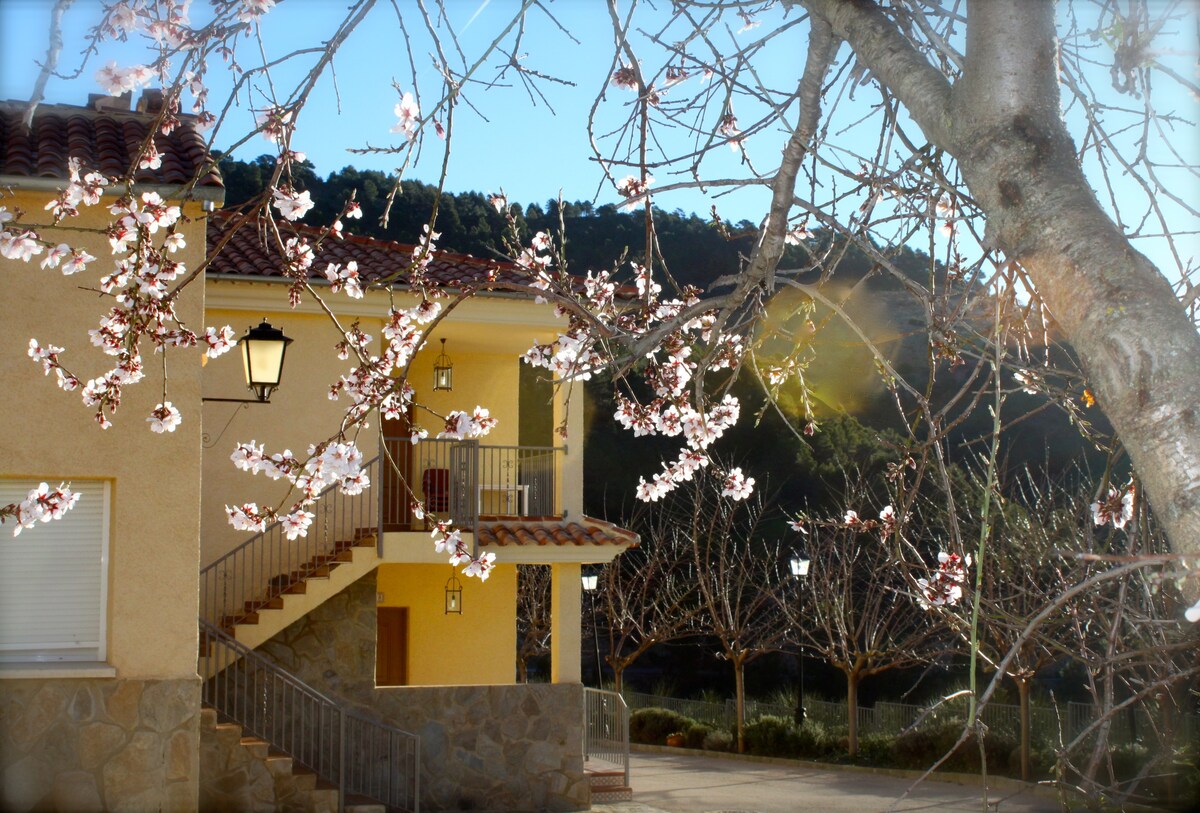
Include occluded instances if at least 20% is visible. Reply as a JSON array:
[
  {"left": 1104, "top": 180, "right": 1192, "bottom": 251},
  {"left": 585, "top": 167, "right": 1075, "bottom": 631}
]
[{"left": 0, "top": 479, "right": 110, "bottom": 663}]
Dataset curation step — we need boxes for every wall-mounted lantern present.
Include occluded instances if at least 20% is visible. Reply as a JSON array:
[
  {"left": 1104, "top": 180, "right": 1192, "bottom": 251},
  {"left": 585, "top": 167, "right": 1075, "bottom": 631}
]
[
  {"left": 203, "top": 319, "right": 293, "bottom": 405},
  {"left": 433, "top": 338, "right": 454, "bottom": 392},
  {"left": 581, "top": 571, "right": 599, "bottom": 591},
  {"left": 445, "top": 572, "right": 463, "bottom": 614}
]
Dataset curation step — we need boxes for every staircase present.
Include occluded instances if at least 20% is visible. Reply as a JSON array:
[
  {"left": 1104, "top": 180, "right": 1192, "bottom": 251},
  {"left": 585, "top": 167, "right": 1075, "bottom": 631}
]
[
  {"left": 201, "top": 456, "right": 385, "bottom": 656},
  {"left": 200, "top": 706, "right": 340, "bottom": 812},
  {"left": 198, "top": 455, "right": 421, "bottom": 812},
  {"left": 587, "top": 768, "right": 633, "bottom": 803}
]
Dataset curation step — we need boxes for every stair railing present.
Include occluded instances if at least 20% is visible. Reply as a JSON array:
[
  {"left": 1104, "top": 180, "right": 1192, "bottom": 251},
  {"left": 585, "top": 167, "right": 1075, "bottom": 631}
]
[
  {"left": 201, "top": 456, "right": 382, "bottom": 627},
  {"left": 583, "top": 687, "right": 630, "bottom": 788},
  {"left": 201, "top": 620, "right": 420, "bottom": 812}
]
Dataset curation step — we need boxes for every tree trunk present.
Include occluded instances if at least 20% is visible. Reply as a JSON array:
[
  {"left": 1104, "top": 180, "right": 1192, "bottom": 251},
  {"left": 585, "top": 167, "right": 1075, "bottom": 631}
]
[
  {"left": 846, "top": 670, "right": 859, "bottom": 757},
  {"left": 1016, "top": 676, "right": 1031, "bottom": 782},
  {"left": 802, "top": 0, "right": 1200, "bottom": 581},
  {"left": 517, "top": 657, "right": 528, "bottom": 684},
  {"left": 613, "top": 663, "right": 624, "bottom": 695},
  {"left": 734, "top": 657, "right": 747, "bottom": 754}
]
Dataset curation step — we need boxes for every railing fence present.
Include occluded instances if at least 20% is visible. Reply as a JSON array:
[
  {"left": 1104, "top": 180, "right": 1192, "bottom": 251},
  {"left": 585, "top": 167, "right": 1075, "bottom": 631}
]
[
  {"left": 584, "top": 687, "right": 630, "bottom": 788},
  {"left": 622, "top": 691, "right": 1197, "bottom": 746},
  {"left": 200, "top": 621, "right": 420, "bottom": 811}
]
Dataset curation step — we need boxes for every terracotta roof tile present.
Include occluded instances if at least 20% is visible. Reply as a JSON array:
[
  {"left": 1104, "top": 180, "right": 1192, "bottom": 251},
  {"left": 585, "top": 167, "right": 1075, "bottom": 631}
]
[
  {"left": 207, "top": 209, "right": 530, "bottom": 289},
  {"left": 477, "top": 516, "right": 639, "bottom": 548},
  {"left": 0, "top": 97, "right": 223, "bottom": 191}
]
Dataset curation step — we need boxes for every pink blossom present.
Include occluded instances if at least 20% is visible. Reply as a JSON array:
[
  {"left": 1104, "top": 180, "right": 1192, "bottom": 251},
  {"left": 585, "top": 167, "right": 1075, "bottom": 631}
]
[
  {"left": 8, "top": 482, "right": 80, "bottom": 536},
  {"left": 392, "top": 92, "right": 421, "bottom": 141},
  {"left": 1091, "top": 484, "right": 1135, "bottom": 530},
  {"left": 721, "top": 468, "right": 755, "bottom": 500},
  {"left": 272, "top": 187, "right": 314, "bottom": 221},
  {"left": 281, "top": 510, "right": 314, "bottom": 541},
  {"left": 147, "top": 401, "right": 182, "bottom": 433},
  {"left": 0, "top": 230, "right": 45, "bottom": 262}
]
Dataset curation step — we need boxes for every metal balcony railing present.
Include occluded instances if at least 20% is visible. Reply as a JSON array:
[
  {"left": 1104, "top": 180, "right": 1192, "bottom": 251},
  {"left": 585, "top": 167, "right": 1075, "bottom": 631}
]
[
  {"left": 380, "top": 435, "right": 565, "bottom": 530},
  {"left": 201, "top": 620, "right": 420, "bottom": 811}
]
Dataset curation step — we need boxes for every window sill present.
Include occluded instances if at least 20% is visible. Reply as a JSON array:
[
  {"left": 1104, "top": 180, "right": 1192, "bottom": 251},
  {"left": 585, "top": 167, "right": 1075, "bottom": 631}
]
[{"left": 0, "top": 662, "right": 117, "bottom": 679}]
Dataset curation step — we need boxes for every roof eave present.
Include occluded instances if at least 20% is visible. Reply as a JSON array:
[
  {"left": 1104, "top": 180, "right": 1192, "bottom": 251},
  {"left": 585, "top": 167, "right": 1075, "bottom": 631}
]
[{"left": 0, "top": 174, "right": 226, "bottom": 206}]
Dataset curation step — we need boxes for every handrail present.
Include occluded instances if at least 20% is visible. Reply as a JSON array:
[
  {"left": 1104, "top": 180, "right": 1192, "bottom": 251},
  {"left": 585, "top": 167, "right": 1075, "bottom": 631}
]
[
  {"left": 200, "top": 456, "right": 382, "bottom": 626},
  {"left": 200, "top": 619, "right": 420, "bottom": 812},
  {"left": 583, "top": 687, "right": 630, "bottom": 789}
]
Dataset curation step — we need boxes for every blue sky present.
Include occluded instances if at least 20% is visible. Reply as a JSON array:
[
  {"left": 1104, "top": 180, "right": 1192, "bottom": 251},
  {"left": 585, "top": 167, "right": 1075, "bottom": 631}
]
[{"left": 1, "top": 0, "right": 1196, "bottom": 279}]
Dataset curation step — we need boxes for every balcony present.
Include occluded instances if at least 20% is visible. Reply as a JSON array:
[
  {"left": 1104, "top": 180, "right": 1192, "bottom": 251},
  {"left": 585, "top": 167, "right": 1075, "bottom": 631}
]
[{"left": 380, "top": 435, "right": 565, "bottom": 531}]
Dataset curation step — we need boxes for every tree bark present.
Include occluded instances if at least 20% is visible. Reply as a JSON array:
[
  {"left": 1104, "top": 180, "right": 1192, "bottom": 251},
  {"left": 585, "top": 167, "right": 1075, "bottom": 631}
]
[
  {"left": 735, "top": 656, "right": 747, "bottom": 754},
  {"left": 802, "top": 0, "right": 1200, "bottom": 579},
  {"left": 846, "top": 669, "right": 860, "bottom": 757},
  {"left": 1016, "top": 676, "right": 1031, "bottom": 782}
]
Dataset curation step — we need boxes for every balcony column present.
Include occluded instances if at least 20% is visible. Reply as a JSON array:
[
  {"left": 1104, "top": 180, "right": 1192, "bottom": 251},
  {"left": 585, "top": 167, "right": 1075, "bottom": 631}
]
[{"left": 550, "top": 562, "right": 582, "bottom": 683}]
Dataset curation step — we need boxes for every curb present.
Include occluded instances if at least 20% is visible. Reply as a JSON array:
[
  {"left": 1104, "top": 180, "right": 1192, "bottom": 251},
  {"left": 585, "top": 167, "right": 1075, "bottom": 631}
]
[{"left": 628, "top": 743, "right": 1169, "bottom": 813}]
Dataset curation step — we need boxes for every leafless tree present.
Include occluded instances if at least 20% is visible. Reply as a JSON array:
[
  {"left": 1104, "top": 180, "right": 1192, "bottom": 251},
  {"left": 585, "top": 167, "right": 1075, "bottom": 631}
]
[
  {"left": 670, "top": 472, "right": 790, "bottom": 754},
  {"left": 516, "top": 564, "right": 551, "bottom": 684},
  {"left": 595, "top": 524, "right": 703, "bottom": 693},
  {"left": 786, "top": 518, "right": 945, "bottom": 757}
]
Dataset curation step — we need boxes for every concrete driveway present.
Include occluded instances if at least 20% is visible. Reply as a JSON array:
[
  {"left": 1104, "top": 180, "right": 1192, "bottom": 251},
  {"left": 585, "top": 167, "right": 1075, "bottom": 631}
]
[{"left": 593, "top": 750, "right": 1061, "bottom": 813}]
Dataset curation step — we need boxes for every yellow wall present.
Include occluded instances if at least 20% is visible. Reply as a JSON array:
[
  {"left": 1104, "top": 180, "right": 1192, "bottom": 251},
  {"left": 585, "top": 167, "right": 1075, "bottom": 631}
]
[
  {"left": 375, "top": 563, "right": 517, "bottom": 685},
  {"left": 0, "top": 191, "right": 206, "bottom": 679},
  {"left": 201, "top": 281, "right": 569, "bottom": 565}
]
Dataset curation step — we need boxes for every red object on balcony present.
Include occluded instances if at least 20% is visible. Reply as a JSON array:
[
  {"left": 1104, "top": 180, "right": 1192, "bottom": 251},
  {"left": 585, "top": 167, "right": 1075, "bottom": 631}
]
[{"left": 422, "top": 468, "right": 450, "bottom": 513}]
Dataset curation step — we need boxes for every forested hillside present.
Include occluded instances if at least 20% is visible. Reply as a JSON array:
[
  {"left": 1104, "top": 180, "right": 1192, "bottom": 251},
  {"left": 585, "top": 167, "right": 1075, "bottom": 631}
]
[{"left": 217, "top": 156, "right": 1110, "bottom": 522}]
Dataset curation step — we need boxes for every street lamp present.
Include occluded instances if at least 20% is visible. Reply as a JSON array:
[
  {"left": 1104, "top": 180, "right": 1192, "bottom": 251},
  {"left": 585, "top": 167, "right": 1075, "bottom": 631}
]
[
  {"left": 203, "top": 320, "right": 294, "bottom": 404},
  {"left": 581, "top": 568, "right": 602, "bottom": 686},
  {"left": 790, "top": 556, "right": 811, "bottom": 725}
]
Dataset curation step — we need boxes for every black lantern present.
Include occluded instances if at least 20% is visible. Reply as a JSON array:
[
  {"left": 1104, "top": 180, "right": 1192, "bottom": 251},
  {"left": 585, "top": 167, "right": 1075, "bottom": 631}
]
[
  {"left": 581, "top": 571, "right": 599, "bottom": 591},
  {"left": 240, "top": 320, "right": 293, "bottom": 403},
  {"left": 445, "top": 572, "right": 463, "bottom": 614},
  {"left": 433, "top": 338, "right": 453, "bottom": 392}
]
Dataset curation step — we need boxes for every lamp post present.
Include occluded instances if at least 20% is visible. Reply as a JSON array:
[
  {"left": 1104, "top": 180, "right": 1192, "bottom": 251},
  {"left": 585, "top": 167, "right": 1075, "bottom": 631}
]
[
  {"left": 581, "top": 569, "right": 602, "bottom": 687},
  {"left": 203, "top": 320, "right": 293, "bottom": 404},
  {"left": 790, "top": 556, "right": 810, "bottom": 725}
]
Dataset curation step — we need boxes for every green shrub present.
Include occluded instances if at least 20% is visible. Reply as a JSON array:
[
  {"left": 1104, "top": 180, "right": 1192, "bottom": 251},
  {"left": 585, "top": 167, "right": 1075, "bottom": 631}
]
[
  {"left": 891, "top": 720, "right": 1016, "bottom": 774},
  {"left": 855, "top": 733, "right": 896, "bottom": 766},
  {"left": 702, "top": 729, "right": 734, "bottom": 752},
  {"left": 630, "top": 708, "right": 695, "bottom": 745},
  {"left": 744, "top": 715, "right": 798, "bottom": 757},
  {"left": 793, "top": 719, "right": 833, "bottom": 759},
  {"left": 684, "top": 723, "right": 713, "bottom": 750}
]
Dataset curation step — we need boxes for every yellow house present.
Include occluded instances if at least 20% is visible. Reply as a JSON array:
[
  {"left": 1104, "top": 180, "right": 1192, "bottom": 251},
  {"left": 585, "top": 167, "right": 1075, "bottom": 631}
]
[
  {"left": 0, "top": 93, "right": 220, "bottom": 812},
  {"left": 1, "top": 93, "right": 636, "bottom": 812}
]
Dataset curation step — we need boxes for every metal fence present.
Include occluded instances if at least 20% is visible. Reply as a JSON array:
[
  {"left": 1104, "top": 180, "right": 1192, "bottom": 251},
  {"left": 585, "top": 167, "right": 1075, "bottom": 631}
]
[
  {"left": 200, "top": 620, "right": 420, "bottom": 811},
  {"left": 584, "top": 688, "right": 630, "bottom": 788},
  {"left": 626, "top": 690, "right": 1197, "bottom": 747}
]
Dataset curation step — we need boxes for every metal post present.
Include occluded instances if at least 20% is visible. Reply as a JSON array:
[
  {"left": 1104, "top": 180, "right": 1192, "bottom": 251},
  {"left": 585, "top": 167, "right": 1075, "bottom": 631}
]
[{"left": 338, "top": 709, "right": 346, "bottom": 813}]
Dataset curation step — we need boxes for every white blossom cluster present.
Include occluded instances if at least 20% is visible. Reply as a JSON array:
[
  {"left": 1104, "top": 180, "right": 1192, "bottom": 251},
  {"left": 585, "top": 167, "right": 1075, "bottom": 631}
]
[{"left": 4, "top": 483, "right": 80, "bottom": 537}]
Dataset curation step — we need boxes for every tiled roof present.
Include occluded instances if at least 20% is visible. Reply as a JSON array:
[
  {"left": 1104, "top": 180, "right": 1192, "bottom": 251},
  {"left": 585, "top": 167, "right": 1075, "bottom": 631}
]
[
  {"left": 477, "top": 516, "right": 639, "bottom": 548},
  {"left": 0, "top": 93, "right": 223, "bottom": 191},
  {"left": 208, "top": 210, "right": 530, "bottom": 288}
]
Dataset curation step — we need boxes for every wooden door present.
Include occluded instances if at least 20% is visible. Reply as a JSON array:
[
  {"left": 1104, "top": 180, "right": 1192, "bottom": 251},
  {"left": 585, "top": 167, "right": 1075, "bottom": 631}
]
[
  {"left": 381, "top": 408, "right": 414, "bottom": 530},
  {"left": 376, "top": 607, "right": 409, "bottom": 686}
]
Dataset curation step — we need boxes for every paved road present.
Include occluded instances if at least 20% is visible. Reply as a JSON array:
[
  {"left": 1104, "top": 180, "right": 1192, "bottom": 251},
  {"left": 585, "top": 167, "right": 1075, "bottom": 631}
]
[{"left": 594, "top": 751, "right": 1061, "bottom": 813}]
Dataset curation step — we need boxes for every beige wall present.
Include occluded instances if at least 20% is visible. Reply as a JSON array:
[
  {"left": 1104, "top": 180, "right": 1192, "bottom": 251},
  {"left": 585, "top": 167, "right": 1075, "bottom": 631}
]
[
  {"left": 0, "top": 193, "right": 205, "bottom": 679},
  {"left": 376, "top": 563, "right": 518, "bottom": 686}
]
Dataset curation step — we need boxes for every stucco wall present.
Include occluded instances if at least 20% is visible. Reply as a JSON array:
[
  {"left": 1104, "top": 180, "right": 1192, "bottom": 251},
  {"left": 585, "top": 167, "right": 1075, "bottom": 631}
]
[
  {"left": 0, "top": 194, "right": 205, "bottom": 679},
  {"left": 376, "top": 562, "right": 518, "bottom": 686},
  {"left": 257, "top": 571, "right": 587, "bottom": 812}
]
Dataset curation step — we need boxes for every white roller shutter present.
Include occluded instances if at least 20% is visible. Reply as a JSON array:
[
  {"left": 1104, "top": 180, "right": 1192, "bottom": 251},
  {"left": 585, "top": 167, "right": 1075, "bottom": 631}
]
[{"left": 0, "top": 479, "right": 109, "bottom": 663}]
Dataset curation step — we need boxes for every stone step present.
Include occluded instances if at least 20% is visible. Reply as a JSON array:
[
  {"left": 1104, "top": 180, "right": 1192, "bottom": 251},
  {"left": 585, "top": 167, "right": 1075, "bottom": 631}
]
[
  {"left": 591, "top": 785, "right": 633, "bottom": 803},
  {"left": 588, "top": 771, "right": 628, "bottom": 788}
]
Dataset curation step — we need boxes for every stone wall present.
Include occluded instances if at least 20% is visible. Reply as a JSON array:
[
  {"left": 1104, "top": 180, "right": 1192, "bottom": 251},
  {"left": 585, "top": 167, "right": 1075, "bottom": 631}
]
[
  {"left": 258, "top": 571, "right": 589, "bottom": 812},
  {"left": 0, "top": 677, "right": 200, "bottom": 812}
]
